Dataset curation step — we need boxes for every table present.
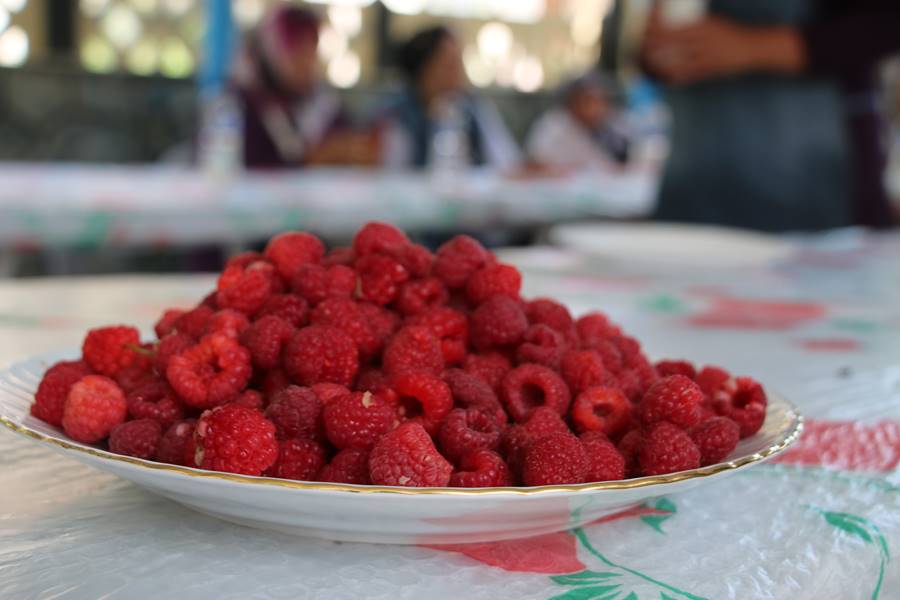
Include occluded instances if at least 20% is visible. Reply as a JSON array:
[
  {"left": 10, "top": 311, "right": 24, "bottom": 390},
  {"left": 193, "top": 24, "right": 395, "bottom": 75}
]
[{"left": 1, "top": 228, "right": 899, "bottom": 599}]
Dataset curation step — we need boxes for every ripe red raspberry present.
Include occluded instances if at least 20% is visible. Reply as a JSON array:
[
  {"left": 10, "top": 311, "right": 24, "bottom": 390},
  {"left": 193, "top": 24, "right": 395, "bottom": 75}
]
[
  {"left": 323, "top": 390, "right": 397, "bottom": 450},
  {"left": 82, "top": 325, "right": 141, "bottom": 376},
  {"left": 581, "top": 338, "right": 624, "bottom": 374},
  {"left": 639, "top": 422, "right": 701, "bottom": 476},
  {"left": 571, "top": 387, "right": 632, "bottom": 437},
  {"left": 261, "top": 368, "right": 291, "bottom": 402},
  {"left": 200, "top": 291, "right": 219, "bottom": 309},
  {"left": 311, "top": 382, "right": 351, "bottom": 406},
  {"left": 154, "top": 309, "right": 185, "bottom": 338},
  {"left": 126, "top": 381, "right": 183, "bottom": 430},
  {"left": 311, "top": 297, "right": 382, "bottom": 359},
  {"left": 382, "top": 325, "right": 444, "bottom": 378},
  {"left": 174, "top": 305, "right": 214, "bottom": 339},
  {"left": 115, "top": 346, "right": 154, "bottom": 394},
  {"left": 232, "top": 389, "right": 265, "bottom": 410},
  {"left": 255, "top": 293, "right": 309, "bottom": 328},
  {"left": 392, "top": 371, "right": 453, "bottom": 434},
  {"left": 355, "top": 254, "right": 409, "bottom": 306},
  {"left": 466, "top": 263, "right": 522, "bottom": 305},
  {"left": 192, "top": 404, "right": 278, "bottom": 475},
  {"left": 240, "top": 315, "right": 295, "bottom": 371},
  {"left": 265, "top": 438, "right": 326, "bottom": 481},
  {"left": 205, "top": 309, "right": 250, "bottom": 339},
  {"left": 462, "top": 352, "right": 512, "bottom": 393},
  {"left": 576, "top": 312, "right": 621, "bottom": 346},
  {"left": 395, "top": 277, "right": 448, "bottom": 316},
  {"left": 216, "top": 261, "right": 277, "bottom": 315},
  {"left": 154, "top": 332, "right": 194, "bottom": 375},
  {"left": 318, "top": 448, "right": 371, "bottom": 484},
  {"left": 438, "top": 408, "right": 503, "bottom": 462},
  {"left": 264, "top": 231, "right": 325, "bottom": 281},
  {"left": 291, "top": 263, "right": 356, "bottom": 307},
  {"left": 580, "top": 431, "right": 626, "bottom": 482},
  {"left": 526, "top": 298, "right": 574, "bottom": 335},
  {"left": 516, "top": 324, "right": 565, "bottom": 369},
  {"left": 629, "top": 358, "right": 660, "bottom": 400},
  {"left": 385, "top": 243, "right": 434, "bottom": 277},
  {"left": 470, "top": 295, "right": 528, "bottom": 350},
  {"left": 265, "top": 385, "right": 323, "bottom": 441},
  {"left": 109, "top": 418, "right": 162, "bottom": 459},
  {"left": 369, "top": 422, "right": 452, "bottom": 487},
  {"left": 695, "top": 365, "right": 732, "bottom": 397},
  {"left": 713, "top": 376, "right": 767, "bottom": 438},
  {"left": 690, "top": 416, "right": 740, "bottom": 465},
  {"left": 522, "top": 432, "right": 589, "bottom": 486},
  {"left": 352, "top": 221, "right": 408, "bottom": 256},
  {"left": 639, "top": 375, "right": 704, "bottom": 429},
  {"left": 433, "top": 235, "right": 492, "bottom": 289},
  {"left": 323, "top": 246, "right": 354, "bottom": 266},
  {"left": 32, "top": 360, "right": 92, "bottom": 427},
  {"left": 359, "top": 302, "right": 400, "bottom": 346},
  {"left": 523, "top": 405, "right": 572, "bottom": 438},
  {"left": 501, "top": 364, "right": 571, "bottom": 422},
  {"left": 407, "top": 306, "right": 468, "bottom": 366},
  {"left": 441, "top": 369, "right": 506, "bottom": 424},
  {"left": 655, "top": 360, "right": 697, "bottom": 380},
  {"left": 617, "top": 429, "right": 643, "bottom": 476},
  {"left": 166, "top": 333, "right": 252, "bottom": 409},
  {"left": 156, "top": 418, "right": 196, "bottom": 465},
  {"left": 355, "top": 367, "right": 391, "bottom": 392},
  {"left": 450, "top": 449, "right": 513, "bottom": 487},
  {"left": 62, "top": 375, "right": 127, "bottom": 443},
  {"left": 283, "top": 325, "right": 359, "bottom": 387},
  {"left": 225, "top": 250, "right": 264, "bottom": 270}
]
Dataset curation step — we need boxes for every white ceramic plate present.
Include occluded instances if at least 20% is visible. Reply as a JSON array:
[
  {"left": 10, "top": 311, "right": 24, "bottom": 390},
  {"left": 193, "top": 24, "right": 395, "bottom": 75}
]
[{"left": 0, "top": 352, "right": 802, "bottom": 545}]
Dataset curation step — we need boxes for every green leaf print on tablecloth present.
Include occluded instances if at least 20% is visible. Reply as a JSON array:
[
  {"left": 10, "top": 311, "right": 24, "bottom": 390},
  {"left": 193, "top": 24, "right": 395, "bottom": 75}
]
[
  {"left": 809, "top": 507, "right": 890, "bottom": 599},
  {"left": 640, "top": 498, "right": 677, "bottom": 534}
]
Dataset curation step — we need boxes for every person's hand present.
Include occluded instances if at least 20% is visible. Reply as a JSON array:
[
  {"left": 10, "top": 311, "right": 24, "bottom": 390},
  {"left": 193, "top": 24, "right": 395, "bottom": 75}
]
[{"left": 642, "top": 8, "right": 806, "bottom": 85}]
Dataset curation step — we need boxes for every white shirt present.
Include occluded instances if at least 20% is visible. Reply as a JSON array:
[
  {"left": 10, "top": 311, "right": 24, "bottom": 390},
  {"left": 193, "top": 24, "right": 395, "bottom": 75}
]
[{"left": 526, "top": 108, "right": 626, "bottom": 171}]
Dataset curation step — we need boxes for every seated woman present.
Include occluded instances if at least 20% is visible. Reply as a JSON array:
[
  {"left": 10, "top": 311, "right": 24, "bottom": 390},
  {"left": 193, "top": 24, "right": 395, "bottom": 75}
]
[
  {"left": 233, "top": 5, "right": 377, "bottom": 168},
  {"left": 379, "top": 26, "right": 521, "bottom": 170},
  {"left": 526, "top": 73, "right": 631, "bottom": 171}
]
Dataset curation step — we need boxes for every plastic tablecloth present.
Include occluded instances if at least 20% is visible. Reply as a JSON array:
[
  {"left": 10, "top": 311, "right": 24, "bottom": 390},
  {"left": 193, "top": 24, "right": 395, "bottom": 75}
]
[{"left": 1, "top": 229, "right": 899, "bottom": 599}]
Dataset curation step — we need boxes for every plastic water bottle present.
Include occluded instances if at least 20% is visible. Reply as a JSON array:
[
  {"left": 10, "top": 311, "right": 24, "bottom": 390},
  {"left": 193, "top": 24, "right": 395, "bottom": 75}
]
[
  {"left": 430, "top": 96, "right": 470, "bottom": 177},
  {"left": 198, "top": 91, "right": 244, "bottom": 176}
]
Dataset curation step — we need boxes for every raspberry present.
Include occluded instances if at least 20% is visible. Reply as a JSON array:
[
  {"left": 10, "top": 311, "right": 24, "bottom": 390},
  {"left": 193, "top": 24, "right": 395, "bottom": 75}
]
[
  {"left": 264, "top": 231, "right": 325, "bottom": 281},
  {"left": 291, "top": 263, "right": 356, "bottom": 307},
  {"left": 109, "top": 419, "right": 162, "bottom": 459},
  {"left": 617, "top": 429, "right": 643, "bottom": 476},
  {"left": 614, "top": 336, "right": 647, "bottom": 370},
  {"left": 714, "top": 377, "right": 767, "bottom": 438},
  {"left": 690, "top": 416, "right": 740, "bottom": 465},
  {"left": 352, "top": 221, "right": 408, "bottom": 256},
  {"left": 395, "top": 277, "right": 448, "bottom": 316},
  {"left": 392, "top": 372, "right": 453, "bottom": 434},
  {"left": 580, "top": 431, "right": 626, "bottom": 482},
  {"left": 265, "top": 385, "right": 323, "bottom": 441},
  {"left": 322, "top": 246, "right": 354, "bottom": 266},
  {"left": 433, "top": 235, "right": 492, "bottom": 289},
  {"left": 225, "top": 250, "right": 264, "bottom": 270},
  {"left": 500, "top": 407, "right": 571, "bottom": 476},
  {"left": 582, "top": 339, "right": 624, "bottom": 374},
  {"left": 166, "top": 333, "right": 252, "bottom": 409},
  {"left": 638, "top": 422, "right": 701, "bottom": 476},
  {"left": 369, "top": 422, "right": 452, "bottom": 487},
  {"left": 311, "top": 382, "right": 351, "bottom": 405},
  {"left": 696, "top": 365, "right": 732, "bottom": 397},
  {"left": 355, "top": 254, "right": 409, "bottom": 306},
  {"left": 466, "top": 263, "right": 522, "bottom": 305},
  {"left": 311, "top": 297, "right": 381, "bottom": 359},
  {"left": 283, "top": 325, "right": 359, "bottom": 387},
  {"left": 438, "top": 408, "right": 502, "bottom": 462},
  {"left": 154, "top": 309, "right": 185, "bottom": 338},
  {"left": 571, "top": 387, "right": 632, "bottom": 436},
  {"left": 382, "top": 325, "right": 444, "bottom": 378},
  {"left": 324, "top": 390, "right": 397, "bottom": 450},
  {"left": 62, "top": 375, "right": 127, "bottom": 443},
  {"left": 126, "top": 381, "right": 183, "bottom": 430},
  {"left": 407, "top": 306, "right": 468, "bottom": 366},
  {"left": 501, "top": 364, "right": 571, "bottom": 422},
  {"left": 266, "top": 438, "right": 326, "bottom": 481},
  {"left": 216, "top": 261, "right": 277, "bottom": 315},
  {"left": 470, "top": 295, "right": 528, "bottom": 350},
  {"left": 232, "top": 389, "right": 265, "bottom": 410},
  {"left": 192, "top": 404, "right": 278, "bottom": 475},
  {"left": 199, "top": 291, "right": 219, "bottom": 310},
  {"left": 355, "top": 367, "right": 391, "bottom": 392},
  {"left": 576, "top": 312, "right": 621, "bottom": 346},
  {"left": 450, "top": 449, "right": 513, "bottom": 487},
  {"left": 441, "top": 369, "right": 506, "bottom": 424},
  {"left": 32, "top": 360, "right": 92, "bottom": 427},
  {"left": 174, "top": 305, "right": 214, "bottom": 339},
  {"left": 639, "top": 375, "right": 704, "bottom": 429},
  {"left": 516, "top": 324, "right": 565, "bottom": 369},
  {"left": 386, "top": 243, "right": 433, "bottom": 277},
  {"left": 154, "top": 333, "right": 194, "bottom": 375},
  {"left": 240, "top": 315, "right": 295, "bottom": 371},
  {"left": 156, "top": 418, "right": 196, "bottom": 465},
  {"left": 358, "top": 302, "right": 400, "bottom": 348},
  {"left": 655, "top": 360, "right": 697, "bottom": 380},
  {"left": 260, "top": 368, "right": 291, "bottom": 401},
  {"left": 522, "top": 432, "right": 589, "bottom": 486},
  {"left": 462, "top": 352, "right": 512, "bottom": 393},
  {"left": 318, "top": 448, "right": 371, "bottom": 485},
  {"left": 205, "top": 309, "right": 250, "bottom": 339},
  {"left": 255, "top": 293, "right": 309, "bottom": 328},
  {"left": 630, "top": 358, "right": 660, "bottom": 399},
  {"left": 526, "top": 298, "right": 574, "bottom": 334},
  {"left": 82, "top": 325, "right": 141, "bottom": 376}
]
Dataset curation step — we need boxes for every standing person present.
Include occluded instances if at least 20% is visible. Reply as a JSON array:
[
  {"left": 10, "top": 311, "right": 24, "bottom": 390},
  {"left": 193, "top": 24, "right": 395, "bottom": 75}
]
[
  {"left": 639, "top": 0, "right": 900, "bottom": 231},
  {"left": 379, "top": 26, "right": 521, "bottom": 170}
]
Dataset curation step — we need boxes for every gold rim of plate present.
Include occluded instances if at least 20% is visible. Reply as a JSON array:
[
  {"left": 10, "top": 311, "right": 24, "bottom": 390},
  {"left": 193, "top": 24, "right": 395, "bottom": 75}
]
[{"left": 0, "top": 403, "right": 803, "bottom": 496}]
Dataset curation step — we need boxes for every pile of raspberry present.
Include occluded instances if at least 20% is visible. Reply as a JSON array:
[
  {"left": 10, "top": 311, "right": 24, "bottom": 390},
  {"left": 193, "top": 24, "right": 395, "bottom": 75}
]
[{"left": 31, "top": 222, "right": 768, "bottom": 487}]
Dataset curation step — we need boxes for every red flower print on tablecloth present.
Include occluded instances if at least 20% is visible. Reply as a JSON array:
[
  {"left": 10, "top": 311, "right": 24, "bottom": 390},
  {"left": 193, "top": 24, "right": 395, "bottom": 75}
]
[
  {"left": 687, "top": 296, "right": 826, "bottom": 330},
  {"left": 775, "top": 419, "right": 900, "bottom": 472}
]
